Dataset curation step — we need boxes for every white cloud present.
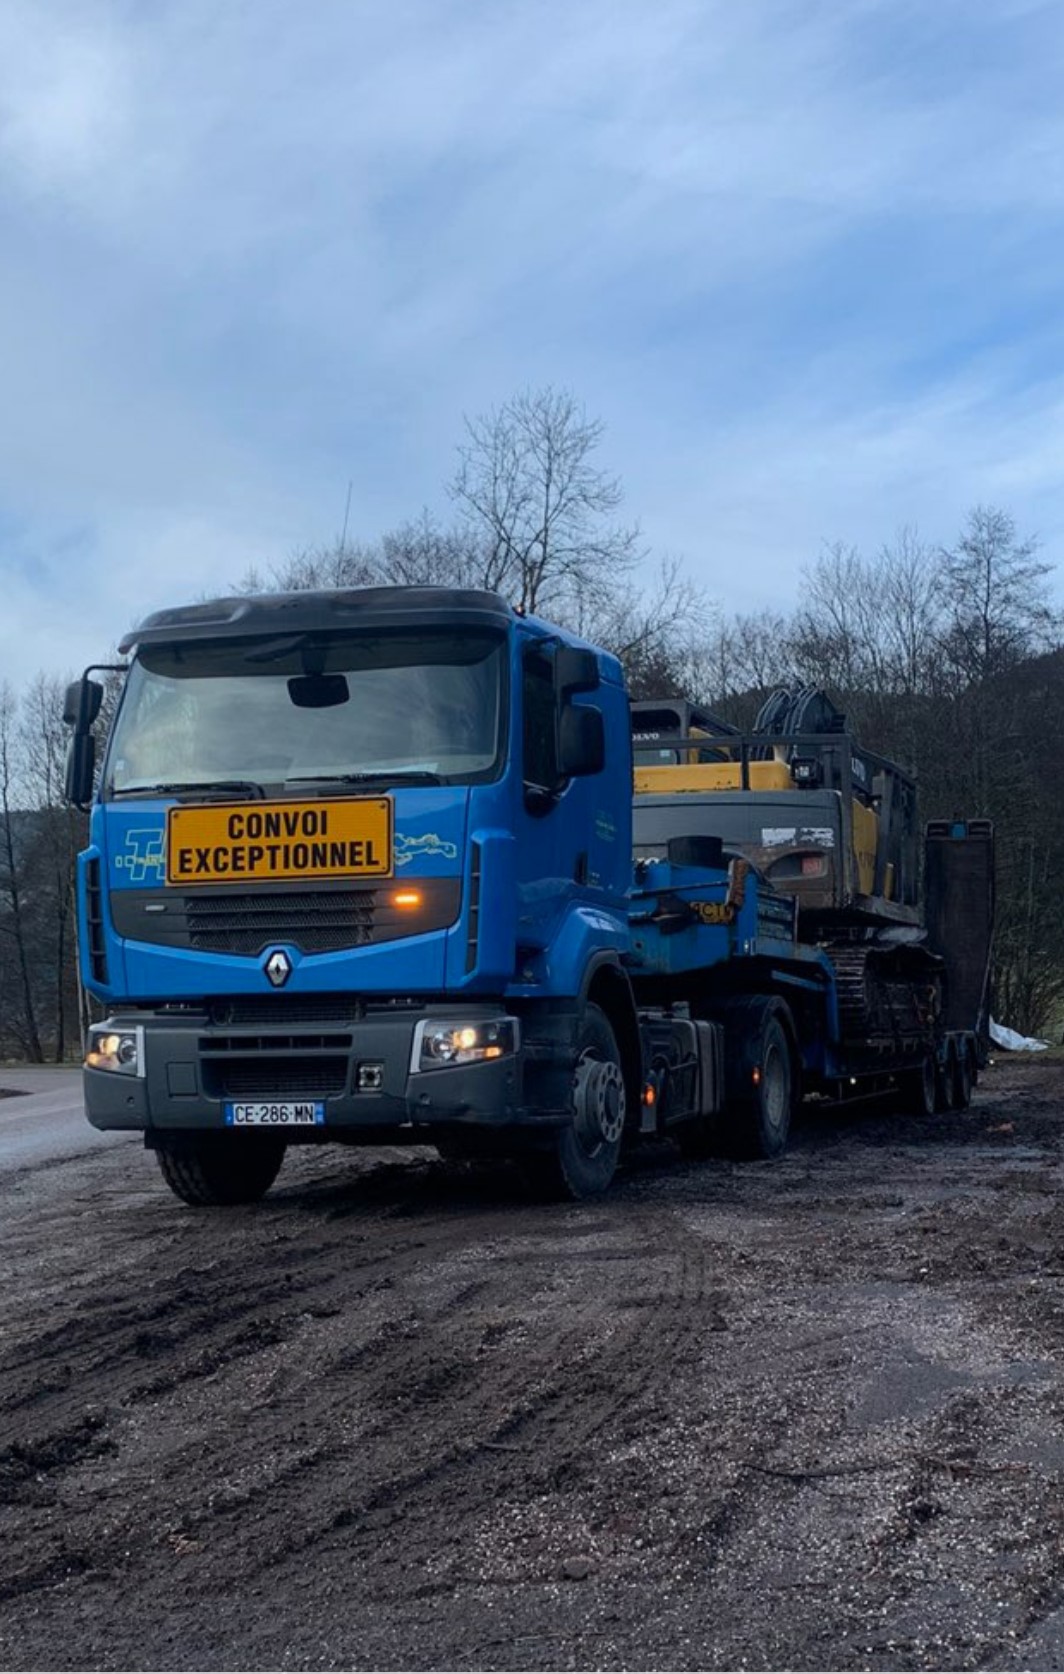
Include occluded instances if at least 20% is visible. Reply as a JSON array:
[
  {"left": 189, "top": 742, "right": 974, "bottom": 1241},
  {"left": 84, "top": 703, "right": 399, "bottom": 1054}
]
[
  {"left": 0, "top": 3, "right": 133, "bottom": 196},
  {"left": 1, "top": 0, "right": 1064, "bottom": 691},
  {"left": 626, "top": 361, "right": 1064, "bottom": 613}
]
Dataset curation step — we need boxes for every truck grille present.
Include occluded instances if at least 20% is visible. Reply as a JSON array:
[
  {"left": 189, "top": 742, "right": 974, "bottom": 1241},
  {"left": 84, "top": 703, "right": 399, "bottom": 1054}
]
[
  {"left": 209, "top": 995, "right": 362, "bottom": 1026},
  {"left": 187, "top": 892, "right": 377, "bottom": 956},
  {"left": 206, "top": 1058, "right": 350, "bottom": 1100},
  {"left": 110, "top": 878, "right": 458, "bottom": 957}
]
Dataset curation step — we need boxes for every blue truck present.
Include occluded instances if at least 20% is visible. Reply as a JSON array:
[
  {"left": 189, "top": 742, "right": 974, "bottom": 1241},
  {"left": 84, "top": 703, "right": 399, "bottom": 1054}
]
[{"left": 64, "top": 587, "right": 993, "bottom": 1204}]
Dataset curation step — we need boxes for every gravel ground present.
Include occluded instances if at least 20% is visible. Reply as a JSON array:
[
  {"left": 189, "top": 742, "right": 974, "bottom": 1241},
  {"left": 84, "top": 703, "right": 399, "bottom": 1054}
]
[{"left": 3, "top": 1057, "right": 1064, "bottom": 1671}]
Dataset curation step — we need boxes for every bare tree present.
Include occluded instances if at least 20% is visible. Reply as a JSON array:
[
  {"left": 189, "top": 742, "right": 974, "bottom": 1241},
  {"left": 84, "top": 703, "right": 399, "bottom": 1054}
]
[
  {"left": 581, "top": 556, "right": 710, "bottom": 695},
  {"left": 0, "top": 684, "right": 43, "bottom": 1061},
  {"left": 20, "top": 675, "right": 84, "bottom": 1060},
  {"left": 256, "top": 389, "right": 657, "bottom": 640},
  {"left": 377, "top": 513, "right": 488, "bottom": 590},
  {"left": 877, "top": 527, "right": 944, "bottom": 696},
  {"left": 994, "top": 829, "right": 1064, "bottom": 1037},
  {"left": 940, "top": 506, "right": 1057, "bottom": 684},
  {"left": 787, "top": 543, "right": 890, "bottom": 695},
  {"left": 251, "top": 512, "right": 488, "bottom": 599},
  {"left": 449, "top": 387, "right": 643, "bottom": 617},
  {"left": 252, "top": 539, "right": 379, "bottom": 594},
  {"left": 689, "top": 608, "right": 793, "bottom": 719}
]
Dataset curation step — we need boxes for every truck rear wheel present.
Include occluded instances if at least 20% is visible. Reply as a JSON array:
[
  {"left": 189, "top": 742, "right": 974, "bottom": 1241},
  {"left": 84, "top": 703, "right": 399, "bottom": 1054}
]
[
  {"left": 934, "top": 1045, "right": 955, "bottom": 1113},
  {"left": 722, "top": 997, "right": 795, "bottom": 1160},
  {"left": 897, "top": 1053, "right": 936, "bottom": 1117},
  {"left": 155, "top": 1133, "right": 286, "bottom": 1206},
  {"left": 528, "top": 1003, "right": 625, "bottom": 1200},
  {"left": 951, "top": 1040, "right": 973, "bottom": 1110}
]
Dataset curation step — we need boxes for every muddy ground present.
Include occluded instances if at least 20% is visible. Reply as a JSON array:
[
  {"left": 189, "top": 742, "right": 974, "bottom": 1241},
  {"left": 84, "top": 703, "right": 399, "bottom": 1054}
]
[{"left": 3, "top": 1060, "right": 1064, "bottom": 1671}]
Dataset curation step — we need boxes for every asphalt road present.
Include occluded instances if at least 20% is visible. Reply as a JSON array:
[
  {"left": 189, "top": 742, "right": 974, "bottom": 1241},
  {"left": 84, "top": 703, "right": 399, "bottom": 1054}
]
[
  {"left": 0, "top": 1066, "right": 133, "bottom": 1174},
  {"left": 4, "top": 1059, "right": 1064, "bottom": 1671}
]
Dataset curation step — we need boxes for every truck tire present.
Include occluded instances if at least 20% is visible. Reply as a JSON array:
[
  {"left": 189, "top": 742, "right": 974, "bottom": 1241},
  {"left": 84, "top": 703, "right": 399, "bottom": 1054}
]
[
  {"left": 528, "top": 1004, "right": 625, "bottom": 1200},
  {"left": 951, "top": 1040, "right": 973, "bottom": 1110},
  {"left": 897, "top": 1053, "right": 936, "bottom": 1117},
  {"left": 934, "top": 1045, "right": 955, "bottom": 1113},
  {"left": 155, "top": 1133, "right": 286, "bottom": 1206},
  {"left": 722, "top": 997, "right": 795, "bottom": 1160}
]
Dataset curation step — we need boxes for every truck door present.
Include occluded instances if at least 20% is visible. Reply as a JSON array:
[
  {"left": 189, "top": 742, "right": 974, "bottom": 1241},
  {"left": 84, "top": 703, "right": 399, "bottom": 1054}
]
[{"left": 514, "top": 640, "right": 569, "bottom": 956}]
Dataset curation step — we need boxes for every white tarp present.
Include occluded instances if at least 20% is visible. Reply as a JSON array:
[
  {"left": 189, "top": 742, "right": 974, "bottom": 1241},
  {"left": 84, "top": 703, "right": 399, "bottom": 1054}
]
[{"left": 989, "top": 1018, "right": 1050, "bottom": 1052}]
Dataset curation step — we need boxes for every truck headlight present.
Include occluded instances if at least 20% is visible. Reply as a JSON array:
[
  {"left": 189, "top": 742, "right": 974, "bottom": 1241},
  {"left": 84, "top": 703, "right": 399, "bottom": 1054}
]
[
  {"left": 414, "top": 1017, "right": 519, "bottom": 1071},
  {"left": 85, "top": 1024, "right": 144, "bottom": 1076}
]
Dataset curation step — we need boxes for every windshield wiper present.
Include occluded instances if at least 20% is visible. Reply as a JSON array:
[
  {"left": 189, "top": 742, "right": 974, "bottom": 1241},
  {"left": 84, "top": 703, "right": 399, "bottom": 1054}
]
[
  {"left": 284, "top": 771, "right": 443, "bottom": 788},
  {"left": 110, "top": 780, "right": 266, "bottom": 800}
]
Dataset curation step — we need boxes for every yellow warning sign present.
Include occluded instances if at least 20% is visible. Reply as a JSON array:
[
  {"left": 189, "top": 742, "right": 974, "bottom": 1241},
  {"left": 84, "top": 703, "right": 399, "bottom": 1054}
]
[{"left": 166, "top": 798, "right": 393, "bottom": 886}]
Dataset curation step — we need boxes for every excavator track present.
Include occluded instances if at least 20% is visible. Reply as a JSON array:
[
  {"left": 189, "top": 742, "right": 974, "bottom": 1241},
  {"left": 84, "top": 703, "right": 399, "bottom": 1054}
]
[{"left": 824, "top": 939, "right": 942, "bottom": 1050}]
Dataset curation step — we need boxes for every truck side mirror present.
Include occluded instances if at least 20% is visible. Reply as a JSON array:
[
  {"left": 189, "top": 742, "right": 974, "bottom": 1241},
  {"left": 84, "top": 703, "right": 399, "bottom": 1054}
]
[
  {"left": 558, "top": 705, "right": 604, "bottom": 777},
  {"left": 554, "top": 647, "right": 600, "bottom": 696},
  {"left": 63, "top": 678, "right": 104, "bottom": 730},
  {"left": 65, "top": 732, "right": 96, "bottom": 807},
  {"left": 63, "top": 675, "right": 105, "bottom": 807}
]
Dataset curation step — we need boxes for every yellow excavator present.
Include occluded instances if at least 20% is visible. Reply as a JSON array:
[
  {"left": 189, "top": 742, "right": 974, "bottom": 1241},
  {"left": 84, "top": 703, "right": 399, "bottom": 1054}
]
[
  {"left": 631, "top": 689, "right": 994, "bottom": 1069},
  {"left": 631, "top": 689, "right": 919, "bottom": 931}
]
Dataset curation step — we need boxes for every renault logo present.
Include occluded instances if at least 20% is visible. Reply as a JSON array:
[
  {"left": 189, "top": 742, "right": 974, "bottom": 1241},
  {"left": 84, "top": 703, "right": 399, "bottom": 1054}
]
[{"left": 264, "top": 949, "right": 292, "bottom": 988}]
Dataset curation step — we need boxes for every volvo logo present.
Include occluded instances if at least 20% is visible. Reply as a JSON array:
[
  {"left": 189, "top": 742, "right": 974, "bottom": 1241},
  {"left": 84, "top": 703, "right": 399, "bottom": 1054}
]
[{"left": 264, "top": 949, "right": 292, "bottom": 988}]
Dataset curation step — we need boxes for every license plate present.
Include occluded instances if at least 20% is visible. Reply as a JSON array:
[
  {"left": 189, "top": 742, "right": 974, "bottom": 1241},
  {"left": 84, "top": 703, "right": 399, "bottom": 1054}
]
[
  {"left": 167, "top": 797, "right": 393, "bottom": 885},
  {"left": 224, "top": 1101, "right": 325, "bottom": 1126}
]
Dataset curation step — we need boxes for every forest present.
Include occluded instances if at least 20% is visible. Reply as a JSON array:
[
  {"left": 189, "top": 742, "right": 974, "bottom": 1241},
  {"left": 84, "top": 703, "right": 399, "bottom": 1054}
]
[{"left": 2, "top": 389, "right": 1061, "bottom": 1059}]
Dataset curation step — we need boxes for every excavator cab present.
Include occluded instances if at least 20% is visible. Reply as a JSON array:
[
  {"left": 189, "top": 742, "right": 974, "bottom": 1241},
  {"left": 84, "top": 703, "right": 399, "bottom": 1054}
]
[
  {"left": 632, "top": 700, "right": 739, "bottom": 768},
  {"left": 632, "top": 690, "right": 921, "bottom": 931}
]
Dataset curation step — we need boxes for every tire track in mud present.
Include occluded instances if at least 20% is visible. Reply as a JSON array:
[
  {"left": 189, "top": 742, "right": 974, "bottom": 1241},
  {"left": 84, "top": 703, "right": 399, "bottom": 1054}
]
[
  {"left": 6, "top": 1066, "right": 1064, "bottom": 1669},
  {"left": 194, "top": 1217, "right": 729, "bottom": 1643},
  {"left": 0, "top": 1160, "right": 724, "bottom": 1654},
  {"left": 0, "top": 1156, "right": 525, "bottom": 1581},
  {"left": 148, "top": 1210, "right": 719, "bottom": 1588},
  {"left": 0, "top": 1145, "right": 906, "bottom": 1650},
  {"left": 0, "top": 1155, "right": 506, "bottom": 1410}
]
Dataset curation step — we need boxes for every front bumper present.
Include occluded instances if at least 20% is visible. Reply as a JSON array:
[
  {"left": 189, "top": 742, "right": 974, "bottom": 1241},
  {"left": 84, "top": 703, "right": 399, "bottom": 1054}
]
[{"left": 84, "top": 1004, "right": 563, "bottom": 1138}]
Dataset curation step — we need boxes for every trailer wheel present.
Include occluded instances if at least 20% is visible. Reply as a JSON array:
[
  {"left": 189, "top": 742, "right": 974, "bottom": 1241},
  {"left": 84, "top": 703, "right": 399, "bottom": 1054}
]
[
  {"left": 723, "top": 998, "right": 795, "bottom": 1160},
  {"left": 528, "top": 1004, "right": 625, "bottom": 1199},
  {"left": 934, "top": 1045, "right": 955, "bottom": 1114},
  {"left": 155, "top": 1134, "right": 286, "bottom": 1206},
  {"left": 951, "top": 1041, "right": 973, "bottom": 1110},
  {"left": 897, "top": 1053, "right": 936, "bottom": 1118}
]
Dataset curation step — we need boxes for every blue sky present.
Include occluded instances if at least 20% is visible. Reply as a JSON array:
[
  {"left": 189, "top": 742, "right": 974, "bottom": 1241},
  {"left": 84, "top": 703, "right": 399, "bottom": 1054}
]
[{"left": 2, "top": 0, "right": 1064, "bottom": 686}]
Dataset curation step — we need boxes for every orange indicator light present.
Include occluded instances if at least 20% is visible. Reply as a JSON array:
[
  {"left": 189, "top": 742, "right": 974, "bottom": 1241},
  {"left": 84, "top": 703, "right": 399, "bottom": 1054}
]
[{"left": 393, "top": 889, "right": 423, "bottom": 909}]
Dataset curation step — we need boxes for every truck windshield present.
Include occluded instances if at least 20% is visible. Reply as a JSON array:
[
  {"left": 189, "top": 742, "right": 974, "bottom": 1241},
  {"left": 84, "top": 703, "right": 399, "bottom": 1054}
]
[{"left": 105, "top": 629, "right": 505, "bottom": 796}]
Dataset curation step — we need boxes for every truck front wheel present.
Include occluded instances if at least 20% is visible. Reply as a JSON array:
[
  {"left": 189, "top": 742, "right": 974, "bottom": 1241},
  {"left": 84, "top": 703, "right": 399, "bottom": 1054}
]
[
  {"left": 528, "top": 1003, "right": 625, "bottom": 1200},
  {"left": 154, "top": 1133, "right": 287, "bottom": 1206}
]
